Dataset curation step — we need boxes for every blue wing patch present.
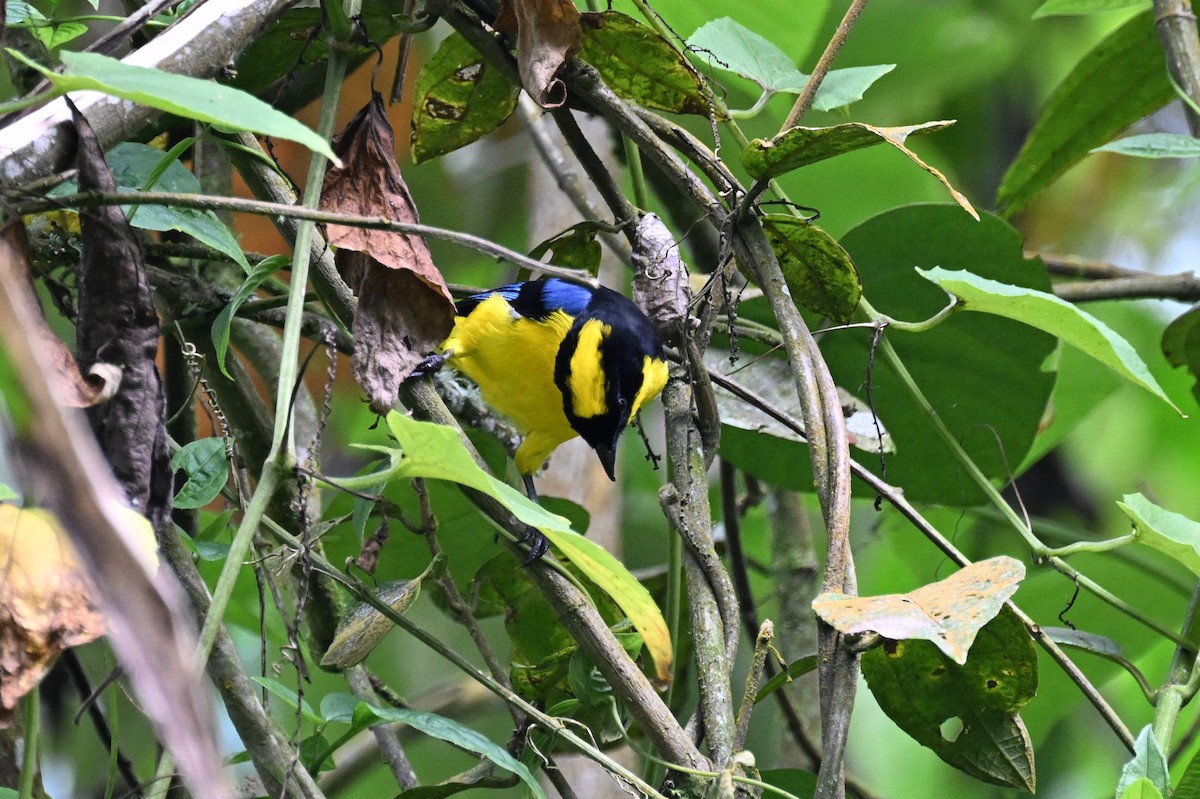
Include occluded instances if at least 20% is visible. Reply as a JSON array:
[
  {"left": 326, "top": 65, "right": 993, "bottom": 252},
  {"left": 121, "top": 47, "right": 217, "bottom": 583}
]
[
  {"left": 456, "top": 279, "right": 595, "bottom": 320},
  {"left": 530, "top": 279, "right": 593, "bottom": 317}
]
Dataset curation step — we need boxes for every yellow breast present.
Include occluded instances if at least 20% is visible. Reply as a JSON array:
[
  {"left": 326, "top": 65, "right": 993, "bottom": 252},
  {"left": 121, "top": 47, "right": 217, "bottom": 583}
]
[{"left": 439, "top": 294, "right": 578, "bottom": 472}]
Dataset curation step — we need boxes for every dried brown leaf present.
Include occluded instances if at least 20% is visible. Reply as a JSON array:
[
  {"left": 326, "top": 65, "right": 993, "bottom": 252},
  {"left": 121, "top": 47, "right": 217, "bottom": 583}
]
[
  {"left": 70, "top": 99, "right": 173, "bottom": 534},
  {"left": 0, "top": 505, "right": 104, "bottom": 724},
  {"left": 321, "top": 93, "right": 455, "bottom": 412},
  {"left": 507, "top": 0, "right": 583, "bottom": 107},
  {"left": 341, "top": 252, "right": 454, "bottom": 413}
]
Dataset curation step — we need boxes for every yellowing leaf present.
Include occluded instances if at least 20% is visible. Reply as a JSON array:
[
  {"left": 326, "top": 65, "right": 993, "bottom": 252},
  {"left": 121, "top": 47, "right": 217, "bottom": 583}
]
[
  {"left": 742, "top": 120, "right": 977, "bottom": 219},
  {"left": 330, "top": 413, "right": 674, "bottom": 683},
  {"left": 0, "top": 504, "right": 104, "bottom": 723},
  {"left": 813, "top": 556, "right": 1025, "bottom": 664}
]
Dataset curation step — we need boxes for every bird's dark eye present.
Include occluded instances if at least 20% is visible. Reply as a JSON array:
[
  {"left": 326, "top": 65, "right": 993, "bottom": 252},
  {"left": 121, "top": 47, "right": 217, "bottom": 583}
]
[{"left": 618, "top": 396, "right": 628, "bottom": 409}]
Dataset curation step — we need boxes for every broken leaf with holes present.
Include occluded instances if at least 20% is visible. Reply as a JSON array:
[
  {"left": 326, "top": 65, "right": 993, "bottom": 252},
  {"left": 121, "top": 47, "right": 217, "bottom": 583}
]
[
  {"left": 0, "top": 505, "right": 105, "bottom": 723},
  {"left": 861, "top": 607, "right": 1037, "bottom": 792},
  {"left": 497, "top": 0, "right": 582, "bottom": 107},
  {"left": 813, "top": 556, "right": 1024, "bottom": 664},
  {"left": 321, "top": 92, "right": 455, "bottom": 414},
  {"left": 411, "top": 33, "right": 520, "bottom": 163}
]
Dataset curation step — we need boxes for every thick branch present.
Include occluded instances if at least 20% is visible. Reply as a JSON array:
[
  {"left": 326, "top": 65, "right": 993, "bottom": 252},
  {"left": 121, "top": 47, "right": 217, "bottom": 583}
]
[
  {"left": 1154, "top": 0, "right": 1200, "bottom": 135},
  {"left": 0, "top": 0, "right": 296, "bottom": 187}
]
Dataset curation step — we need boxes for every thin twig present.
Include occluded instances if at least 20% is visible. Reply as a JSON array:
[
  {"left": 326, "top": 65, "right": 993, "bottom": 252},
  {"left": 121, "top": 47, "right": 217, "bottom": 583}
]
[
  {"left": 1154, "top": 0, "right": 1200, "bottom": 135},
  {"left": 1053, "top": 272, "right": 1200, "bottom": 303},
  {"left": 8, "top": 190, "right": 596, "bottom": 283},
  {"left": 780, "top": 0, "right": 871, "bottom": 131}
]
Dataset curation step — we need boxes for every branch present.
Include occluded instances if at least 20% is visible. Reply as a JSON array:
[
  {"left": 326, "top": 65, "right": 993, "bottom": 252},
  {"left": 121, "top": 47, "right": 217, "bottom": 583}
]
[
  {"left": 1053, "top": 272, "right": 1200, "bottom": 302},
  {"left": 0, "top": 0, "right": 297, "bottom": 187},
  {"left": 780, "top": 0, "right": 871, "bottom": 131},
  {"left": 9, "top": 190, "right": 594, "bottom": 283},
  {"left": 1154, "top": 0, "right": 1200, "bottom": 135}
]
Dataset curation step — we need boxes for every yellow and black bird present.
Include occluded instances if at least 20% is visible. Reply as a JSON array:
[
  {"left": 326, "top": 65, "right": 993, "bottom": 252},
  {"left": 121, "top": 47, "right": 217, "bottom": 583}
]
[{"left": 417, "top": 278, "right": 669, "bottom": 488}]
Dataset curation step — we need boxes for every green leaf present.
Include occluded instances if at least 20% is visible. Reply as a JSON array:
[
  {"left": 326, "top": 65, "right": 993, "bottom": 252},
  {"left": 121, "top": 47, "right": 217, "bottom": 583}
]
[
  {"left": 760, "top": 214, "right": 861, "bottom": 321},
  {"left": 1118, "top": 493, "right": 1200, "bottom": 575},
  {"left": 1116, "top": 727, "right": 1170, "bottom": 799},
  {"left": 106, "top": 142, "right": 249, "bottom": 271},
  {"left": 995, "top": 11, "right": 1172, "bottom": 216},
  {"left": 320, "top": 578, "right": 423, "bottom": 669},
  {"left": 1120, "top": 778, "right": 1166, "bottom": 799},
  {"left": 1163, "top": 302, "right": 1200, "bottom": 405},
  {"left": 687, "top": 17, "right": 892, "bottom": 111},
  {"left": 332, "top": 413, "right": 673, "bottom": 684},
  {"left": 688, "top": 16, "right": 808, "bottom": 93},
  {"left": 861, "top": 608, "right": 1037, "bottom": 791},
  {"left": 352, "top": 703, "right": 548, "bottom": 799},
  {"left": 410, "top": 33, "right": 519, "bottom": 163},
  {"left": 319, "top": 693, "right": 360, "bottom": 724},
  {"left": 15, "top": 50, "right": 337, "bottom": 162},
  {"left": 251, "top": 676, "right": 322, "bottom": 725},
  {"left": 917, "top": 266, "right": 1180, "bottom": 412},
  {"left": 756, "top": 655, "right": 818, "bottom": 702},
  {"left": 528, "top": 223, "right": 603, "bottom": 275},
  {"left": 34, "top": 21, "right": 87, "bottom": 50},
  {"left": 743, "top": 121, "right": 976, "bottom": 217},
  {"left": 1174, "top": 733, "right": 1200, "bottom": 799},
  {"left": 815, "top": 557, "right": 1025, "bottom": 665},
  {"left": 809, "top": 65, "right": 896, "bottom": 112},
  {"left": 582, "top": 11, "right": 714, "bottom": 116},
  {"left": 760, "top": 770, "right": 818, "bottom": 799},
  {"left": 1032, "top": 0, "right": 1149, "bottom": 17},
  {"left": 819, "top": 205, "right": 1058, "bottom": 504},
  {"left": 1093, "top": 132, "right": 1200, "bottom": 158},
  {"left": 211, "top": 256, "right": 287, "bottom": 379},
  {"left": 170, "top": 438, "right": 229, "bottom": 510}
]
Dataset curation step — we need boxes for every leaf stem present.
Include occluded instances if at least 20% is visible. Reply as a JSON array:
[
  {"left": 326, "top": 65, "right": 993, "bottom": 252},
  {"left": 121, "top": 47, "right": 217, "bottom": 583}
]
[
  {"left": 12, "top": 190, "right": 594, "bottom": 282},
  {"left": 18, "top": 688, "right": 39, "bottom": 799},
  {"left": 780, "top": 0, "right": 871, "bottom": 131}
]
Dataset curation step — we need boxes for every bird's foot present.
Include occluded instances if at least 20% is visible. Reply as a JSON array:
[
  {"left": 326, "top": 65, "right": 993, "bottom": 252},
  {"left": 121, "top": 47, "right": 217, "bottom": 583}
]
[{"left": 408, "top": 353, "right": 447, "bottom": 380}]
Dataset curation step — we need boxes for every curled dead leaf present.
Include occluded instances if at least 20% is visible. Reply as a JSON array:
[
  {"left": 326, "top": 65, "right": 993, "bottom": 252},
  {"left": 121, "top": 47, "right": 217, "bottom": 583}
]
[
  {"left": 502, "top": 0, "right": 583, "bottom": 107},
  {"left": 321, "top": 92, "right": 455, "bottom": 412}
]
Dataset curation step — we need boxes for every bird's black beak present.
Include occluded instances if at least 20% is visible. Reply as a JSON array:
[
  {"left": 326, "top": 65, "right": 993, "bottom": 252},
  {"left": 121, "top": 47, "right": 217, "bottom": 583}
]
[{"left": 594, "top": 443, "right": 617, "bottom": 481}]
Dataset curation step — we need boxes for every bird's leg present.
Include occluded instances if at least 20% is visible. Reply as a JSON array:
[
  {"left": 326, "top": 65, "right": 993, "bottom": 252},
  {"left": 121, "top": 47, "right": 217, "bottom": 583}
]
[
  {"left": 516, "top": 474, "right": 550, "bottom": 563},
  {"left": 408, "top": 351, "right": 449, "bottom": 380},
  {"left": 522, "top": 473, "right": 539, "bottom": 503}
]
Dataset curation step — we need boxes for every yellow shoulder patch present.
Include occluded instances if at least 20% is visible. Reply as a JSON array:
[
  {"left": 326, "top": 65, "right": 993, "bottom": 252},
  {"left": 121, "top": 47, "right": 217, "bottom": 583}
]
[
  {"left": 567, "top": 320, "right": 610, "bottom": 419},
  {"left": 632, "top": 356, "right": 669, "bottom": 415}
]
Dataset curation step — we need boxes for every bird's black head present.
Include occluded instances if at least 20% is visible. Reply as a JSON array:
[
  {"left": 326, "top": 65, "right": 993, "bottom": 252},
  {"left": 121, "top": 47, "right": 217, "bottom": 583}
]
[{"left": 554, "top": 286, "right": 666, "bottom": 480}]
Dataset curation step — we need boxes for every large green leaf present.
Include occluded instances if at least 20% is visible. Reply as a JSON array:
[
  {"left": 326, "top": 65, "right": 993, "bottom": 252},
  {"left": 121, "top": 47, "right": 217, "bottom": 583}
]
[
  {"left": 581, "top": 11, "right": 713, "bottom": 116},
  {"left": 656, "top": 0, "right": 830, "bottom": 71},
  {"left": 861, "top": 608, "right": 1037, "bottom": 791},
  {"left": 327, "top": 413, "right": 673, "bottom": 683},
  {"left": 818, "top": 204, "right": 1058, "bottom": 504},
  {"left": 410, "top": 33, "right": 520, "bottom": 163},
  {"left": 917, "top": 267, "right": 1179, "bottom": 412},
  {"left": 995, "top": 11, "right": 1172, "bottom": 216},
  {"left": 17, "top": 50, "right": 336, "bottom": 161}
]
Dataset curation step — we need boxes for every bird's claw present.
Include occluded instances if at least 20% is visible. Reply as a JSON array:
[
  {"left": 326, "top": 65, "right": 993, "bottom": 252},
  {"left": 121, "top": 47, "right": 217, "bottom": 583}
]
[{"left": 408, "top": 353, "right": 446, "bottom": 380}]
